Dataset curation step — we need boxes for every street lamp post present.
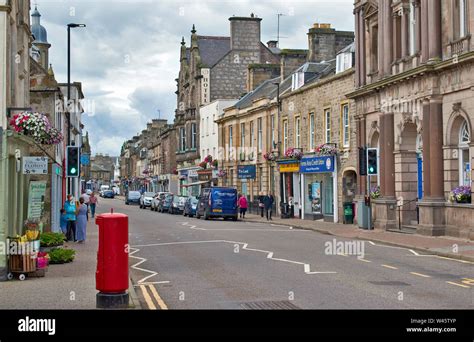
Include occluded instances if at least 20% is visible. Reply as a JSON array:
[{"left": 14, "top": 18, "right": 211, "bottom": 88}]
[
  {"left": 67, "top": 23, "right": 86, "bottom": 196},
  {"left": 272, "top": 82, "right": 282, "bottom": 212}
]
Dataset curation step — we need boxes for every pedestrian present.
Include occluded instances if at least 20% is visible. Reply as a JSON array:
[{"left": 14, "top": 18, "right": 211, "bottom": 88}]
[
  {"left": 64, "top": 194, "right": 77, "bottom": 242},
  {"left": 59, "top": 209, "right": 68, "bottom": 236},
  {"left": 263, "top": 192, "right": 274, "bottom": 221},
  {"left": 75, "top": 197, "right": 88, "bottom": 244},
  {"left": 258, "top": 191, "right": 265, "bottom": 218},
  {"left": 80, "top": 190, "right": 90, "bottom": 220},
  {"left": 238, "top": 194, "right": 248, "bottom": 219},
  {"left": 89, "top": 192, "right": 98, "bottom": 218}
]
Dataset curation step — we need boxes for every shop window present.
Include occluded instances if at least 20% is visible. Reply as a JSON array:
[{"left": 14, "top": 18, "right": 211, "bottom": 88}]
[{"left": 459, "top": 121, "right": 471, "bottom": 186}]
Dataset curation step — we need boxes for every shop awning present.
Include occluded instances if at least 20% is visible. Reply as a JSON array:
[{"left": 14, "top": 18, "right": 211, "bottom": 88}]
[{"left": 182, "top": 180, "right": 211, "bottom": 187}]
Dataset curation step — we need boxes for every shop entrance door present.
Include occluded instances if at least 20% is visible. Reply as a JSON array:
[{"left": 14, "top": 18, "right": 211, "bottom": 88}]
[{"left": 322, "top": 175, "right": 334, "bottom": 218}]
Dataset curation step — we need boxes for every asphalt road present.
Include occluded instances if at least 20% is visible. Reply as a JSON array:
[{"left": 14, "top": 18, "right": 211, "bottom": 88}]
[{"left": 101, "top": 198, "right": 473, "bottom": 310}]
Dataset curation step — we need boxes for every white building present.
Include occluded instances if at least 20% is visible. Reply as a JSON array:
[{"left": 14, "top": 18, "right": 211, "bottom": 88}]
[{"left": 200, "top": 99, "right": 238, "bottom": 161}]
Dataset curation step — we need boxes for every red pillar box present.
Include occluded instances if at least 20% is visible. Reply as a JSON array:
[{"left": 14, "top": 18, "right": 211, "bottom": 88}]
[{"left": 95, "top": 213, "right": 129, "bottom": 308}]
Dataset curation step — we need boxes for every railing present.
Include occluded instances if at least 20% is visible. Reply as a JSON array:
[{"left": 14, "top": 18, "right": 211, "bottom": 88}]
[
  {"left": 397, "top": 198, "right": 419, "bottom": 231},
  {"left": 450, "top": 35, "right": 471, "bottom": 57}
]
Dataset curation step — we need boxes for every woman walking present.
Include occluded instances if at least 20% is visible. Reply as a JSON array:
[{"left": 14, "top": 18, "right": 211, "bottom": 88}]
[
  {"left": 89, "top": 192, "right": 98, "bottom": 218},
  {"left": 238, "top": 194, "right": 248, "bottom": 219},
  {"left": 64, "top": 195, "right": 77, "bottom": 242},
  {"left": 76, "top": 197, "right": 88, "bottom": 243}
]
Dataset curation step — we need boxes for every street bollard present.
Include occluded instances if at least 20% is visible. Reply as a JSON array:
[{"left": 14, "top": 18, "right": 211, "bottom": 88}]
[{"left": 95, "top": 212, "right": 129, "bottom": 308}]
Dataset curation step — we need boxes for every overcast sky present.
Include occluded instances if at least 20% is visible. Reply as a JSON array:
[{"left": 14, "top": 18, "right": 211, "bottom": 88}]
[{"left": 35, "top": 0, "right": 354, "bottom": 156}]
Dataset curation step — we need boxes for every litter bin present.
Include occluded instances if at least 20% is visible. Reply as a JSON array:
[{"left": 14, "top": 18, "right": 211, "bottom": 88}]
[
  {"left": 280, "top": 202, "right": 290, "bottom": 219},
  {"left": 343, "top": 202, "right": 354, "bottom": 224}
]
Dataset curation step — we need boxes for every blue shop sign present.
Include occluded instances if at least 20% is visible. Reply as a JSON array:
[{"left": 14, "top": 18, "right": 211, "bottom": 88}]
[
  {"left": 179, "top": 170, "right": 188, "bottom": 177},
  {"left": 237, "top": 165, "right": 256, "bottom": 179},
  {"left": 300, "top": 156, "right": 335, "bottom": 174}
]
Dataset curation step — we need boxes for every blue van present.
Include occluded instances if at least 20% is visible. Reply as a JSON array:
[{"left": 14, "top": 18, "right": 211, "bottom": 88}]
[{"left": 196, "top": 187, "right": 238, "bottom": 221}]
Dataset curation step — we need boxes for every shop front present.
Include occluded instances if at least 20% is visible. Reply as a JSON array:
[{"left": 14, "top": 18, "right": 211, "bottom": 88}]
[
  {"left": 178, "top": 167, "right": 201, "bottom": 196},
  {"left": 277, "top": 160, "right": 300, "bottom": 218},
  {"left": 300, "top": 155, "right": 338, "bottom": 223},
  {"left": 237, "top": 164, "right": 256, "bottom": 200}
]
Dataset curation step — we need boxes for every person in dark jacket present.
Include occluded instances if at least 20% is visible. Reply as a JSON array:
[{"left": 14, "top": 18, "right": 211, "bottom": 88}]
[
  {"left": 263, "top": 192, "right": 274, "bottom": 221},
  {"left": 258, "top": 191, "right": 265, "bottom": 218}
]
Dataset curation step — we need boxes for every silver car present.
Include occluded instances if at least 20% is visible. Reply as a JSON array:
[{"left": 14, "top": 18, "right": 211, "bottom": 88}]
[{"left": 139, "top": 192, "right": 156, "bottom": 209}]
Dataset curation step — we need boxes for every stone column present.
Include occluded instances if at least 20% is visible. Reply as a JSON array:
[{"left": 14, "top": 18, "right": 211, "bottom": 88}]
[
  {"left": 415, "top": 0, "right": 422, "bottom": 53},
  {"left": 429, "top": 98, "right": 444, "bottom": 199},
  {"left": 384, "top": 112, "right": 396, "bottom": 198},
  {"left": 380, "top": 0, "right": 393, "bottom": 76},
  {"left": 420, "top": 0, "right": 429, "bottom": 63},
  {"left": 359, "top": 8, "right": 366, "bottom": 86},
  {"left": 355, "top": 9, "right": 361, "bottom": 87},
  {"left": 428, "top": 0, "right": 442, "bottom": 60},
  {"left": 379, "top": 113, "right": 386, "bottom": 195},
  {"left": 421, "top": 99, "right": 431, "bottom": 198},
  {"left": 401, "top": 8, "right": 408, "bottom": 58}
]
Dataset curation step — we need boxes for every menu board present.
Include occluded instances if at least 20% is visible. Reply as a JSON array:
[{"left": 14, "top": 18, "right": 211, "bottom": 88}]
[{"left": 27, "top": 181, "right": 47, "bottom": 219}]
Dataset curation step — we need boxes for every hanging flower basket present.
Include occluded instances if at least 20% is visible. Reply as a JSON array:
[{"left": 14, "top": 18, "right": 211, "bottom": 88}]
[
  {"left": 217, "top": 169, "right": 227, "bottom": 178},
  {"left": 204, "top": 155, "right": 213, "bottom": 163},
  {"left": 198, "top": 161, "right": 208, "bottom": 169},
  {"left": 211, "top": 160, "right": 218, "bottom": 169},
  {"left": 284, "top": 147, "right": 303, "bottom": 160},
  {"left": 9, "top": 111, "right": 63, "bottom": 145},
  {"left": 314, "top": 144, "right": 338, "bottom": 156},
  {"left": 263, "top": 151, "right": 277, "bottom": 162},
  {"left": 449, "top": 185, "right": 471, "bottom": 204}
]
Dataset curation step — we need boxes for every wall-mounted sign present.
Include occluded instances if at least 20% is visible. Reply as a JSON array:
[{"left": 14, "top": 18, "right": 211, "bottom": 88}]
[
  {"left": 300, "top": 156, "right": 335, "bottom": 174},
  {"left": 27, "top": 181, "right": 47, "bottom": 219},
  {"left": 80, "top": 154, "right": 90, "bottom": 166},
  {"left": 23, "top": 157, "right": 48, "bottom": 175},
  {"left": 279, "top": 163, "right": 300, "bottom": 173},
  {"left": 201, "top": 68, "right": 210, "bottom": 105},
  {"left": 237, "top": 165, "right": 256, "bottom": 179}
]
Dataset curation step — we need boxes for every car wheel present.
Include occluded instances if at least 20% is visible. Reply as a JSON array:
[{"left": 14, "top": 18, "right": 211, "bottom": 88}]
[
  {"left": 232, "top": 216, "right": 238, "bottom": 221},
  {"left": 183, "top": 211, "right": 187, "bottom": 217}
]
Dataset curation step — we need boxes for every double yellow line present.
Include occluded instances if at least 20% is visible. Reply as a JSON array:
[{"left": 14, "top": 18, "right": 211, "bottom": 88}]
[{"left": 139, "top": 284, "right": 168, "bottom": 310}]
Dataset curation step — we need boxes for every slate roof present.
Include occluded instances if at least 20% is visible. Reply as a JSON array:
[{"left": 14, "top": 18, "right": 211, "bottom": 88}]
[{"left": 197, "top": 36, "right": 231, "bottom": 68}]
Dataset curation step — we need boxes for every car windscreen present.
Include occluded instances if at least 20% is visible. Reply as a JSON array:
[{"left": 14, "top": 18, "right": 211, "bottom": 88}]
[
  {"left": 190, "top": 197, "right": 198, "bottom": 204},
  {"left": 144, "top": 192, "right": 155, "bottom": 197},
  {"left": 128, "top": 191, "right": 141, "bottom": 198}
]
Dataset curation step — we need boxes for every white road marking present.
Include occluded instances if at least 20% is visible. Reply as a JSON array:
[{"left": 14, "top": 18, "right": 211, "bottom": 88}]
[
  {"left": 133, "top": 281, "right": 170, "bottom": 286},
  {"left": 130, "top": 247, "right": 170, "bottom": 285},
  {"left": 179, "top": 221, "right": 301, "bottom": 232},
  {"left": 132, "top": 239, "right": 337, "bottom": 276}
]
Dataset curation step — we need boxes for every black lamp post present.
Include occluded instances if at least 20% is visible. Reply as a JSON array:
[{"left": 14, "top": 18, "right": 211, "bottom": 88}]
[{"left": 67, "top": 23, "right": 86, "bottom": 195}]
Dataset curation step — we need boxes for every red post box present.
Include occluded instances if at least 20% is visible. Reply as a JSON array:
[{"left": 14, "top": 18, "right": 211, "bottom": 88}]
[{"left": 95, "top": 213, "right": 129, "bottom": 308}]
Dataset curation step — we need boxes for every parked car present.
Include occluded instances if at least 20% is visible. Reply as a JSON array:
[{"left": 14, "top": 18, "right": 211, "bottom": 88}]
[
  {"left": 102, "top": 190, "right": 115, "bottom": 199},
  {"left": 140, "top": 192, "right": 156, "bottom": 209},
  {"left": 125, "top": 191, "right": 141, "bottom": 205},
  {"left": 159, "top": 194, "right": 174, "bottom": 213},
  {"left": 151, "top": 192, "right": 171, "bottom": 211},
  {"left": 195, "top": 187, "right": 238, "bottom": 221},
  {"left": 170, "top": 196, "right": 187, "bottom": 214},
  {"left": 183, "top": 196, "right": 198, "bottom": 217}
]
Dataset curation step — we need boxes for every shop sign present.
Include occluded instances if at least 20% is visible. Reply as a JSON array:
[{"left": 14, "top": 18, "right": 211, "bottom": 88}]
[
  {"left": 237, "top": 165, "right": 256, "bottom": 179},
  {"left": 179, "top": 170, "right": 189, "bottom": 177},
  {"left": 300, "top": 156, "right": 335, "bottom": 174},
  {"left": 279, "top": 163, "right": 299, "bottom": 173},
  {"left": 22, "top": 157, "right": 48, "bottom": 175},
  {"left": 188, "top": 169, "right": 199, "bottom": 178},
  {"left": 27, "top": 181, "right": 47, "bottom": 219}
]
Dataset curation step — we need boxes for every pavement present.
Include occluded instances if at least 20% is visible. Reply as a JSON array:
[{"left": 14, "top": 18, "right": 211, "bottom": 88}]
[
  {"left": 0, "top": 206, "right": 141, "bottom": 309},
  {"left": 243, "top": 213, "right": 474, "bottom": 262},
  {"left": 105, "top": 198, "right": 474, "bottom": 310}
]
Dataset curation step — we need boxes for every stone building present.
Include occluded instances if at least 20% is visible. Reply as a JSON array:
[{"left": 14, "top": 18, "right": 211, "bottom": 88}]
[
  {"left": 174, "top": 14, "right": 280, "bottom": 196},
  {"left": 349, "top": 0, "right": 474, "bottom": 239}
]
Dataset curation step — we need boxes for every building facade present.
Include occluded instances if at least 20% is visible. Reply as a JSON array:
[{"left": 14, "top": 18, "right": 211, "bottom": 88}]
[{"left": 350, "top": 0, "right": 474, "bottom": 239}]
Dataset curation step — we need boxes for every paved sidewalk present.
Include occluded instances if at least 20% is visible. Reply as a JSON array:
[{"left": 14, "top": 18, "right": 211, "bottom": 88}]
[
  {"left": 0, "top": 218, "right": 140, "bottom": 309},
  {"left": 244, "top": 213, "right": 474, "bottom": 262}
]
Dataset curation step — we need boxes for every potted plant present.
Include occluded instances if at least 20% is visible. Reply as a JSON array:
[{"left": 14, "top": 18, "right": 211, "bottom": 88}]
[
  {"left": 198, "top": 161, "right": 208, "bottom": 169},
  {"left": 211, "top": 160, "right": 218, "bottom": 169},
  {"left": 450, "top": 185, "right": 471, "bottom": 204},
  {"left": 217, "top": 169, "right": 227, "bottom": 178},
  {"left": 263, "top": 151, "right": 277, "bottom": 162},
  {"left": 40, "top": 232, "right": 66, "bottom": 252},
  {"left": 370, "top": 186, "right": 381, "bottom": 199},
  {"left": 48, "top": 248, "right": 75, "bottom": 264}
]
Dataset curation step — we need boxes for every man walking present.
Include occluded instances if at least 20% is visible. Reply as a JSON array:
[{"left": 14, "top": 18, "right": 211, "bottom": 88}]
[{"left": 263, "top": 192, "right": 274, "bottom": 221}]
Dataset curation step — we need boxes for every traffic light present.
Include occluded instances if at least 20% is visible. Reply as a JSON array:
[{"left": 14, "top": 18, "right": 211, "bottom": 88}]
[
  {"left": 367, "top": 148, "right": 378, "bottom": 176},
  {"left": 66, "top": 146, "right": 80, "bottom": 177}
]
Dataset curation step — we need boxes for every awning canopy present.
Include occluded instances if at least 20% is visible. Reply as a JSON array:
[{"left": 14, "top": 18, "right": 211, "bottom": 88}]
[{"left": 182, "top": 180, "right": 211, "bottom": 187}]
